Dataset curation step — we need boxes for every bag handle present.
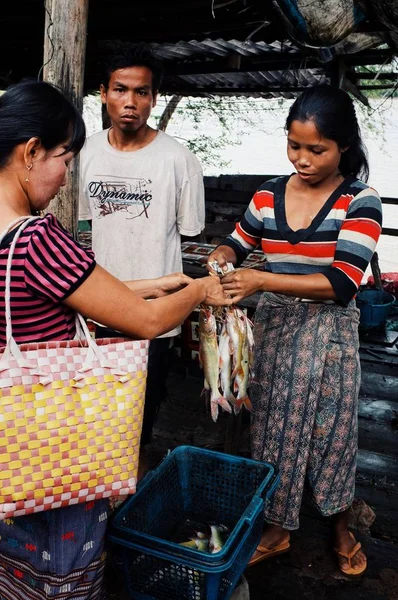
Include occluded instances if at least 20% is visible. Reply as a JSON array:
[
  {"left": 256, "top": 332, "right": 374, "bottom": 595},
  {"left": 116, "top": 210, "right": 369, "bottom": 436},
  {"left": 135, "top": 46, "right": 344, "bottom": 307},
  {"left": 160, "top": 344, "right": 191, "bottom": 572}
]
[
  {"left": 0, "top": 217, "right": 128, "bottom": 379},
  {"left": 1, "top": 217, "right": 40, "bottom": 344}
]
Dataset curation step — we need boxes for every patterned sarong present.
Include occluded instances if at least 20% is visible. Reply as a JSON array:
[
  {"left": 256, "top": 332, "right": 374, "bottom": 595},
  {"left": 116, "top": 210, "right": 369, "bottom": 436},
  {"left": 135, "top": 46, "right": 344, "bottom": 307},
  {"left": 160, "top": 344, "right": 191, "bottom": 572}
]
[
  {"left": 250, "top": 293, "right": 361, "bottom": 530},
  {"left": 0, "top": 499, "right": 109, "bottom": 599}
]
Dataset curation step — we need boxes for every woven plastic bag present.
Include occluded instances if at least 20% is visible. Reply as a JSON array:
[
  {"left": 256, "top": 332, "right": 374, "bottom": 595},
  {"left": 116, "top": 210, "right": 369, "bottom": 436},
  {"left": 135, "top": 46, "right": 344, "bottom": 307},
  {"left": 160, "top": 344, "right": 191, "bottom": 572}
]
[{"left": 0, "top": 217, "right": 149, "bottom": 520}]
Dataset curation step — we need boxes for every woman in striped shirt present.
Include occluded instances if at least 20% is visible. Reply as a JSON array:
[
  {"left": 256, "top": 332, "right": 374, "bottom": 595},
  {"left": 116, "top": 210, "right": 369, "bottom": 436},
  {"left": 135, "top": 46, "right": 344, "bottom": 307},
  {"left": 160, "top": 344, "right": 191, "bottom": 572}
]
[
  {"left": 0, "top": 81, "right": 228, "bottom": 600},
  {"left": 208, "top": 85, "right": 382, "bottom": 576}
]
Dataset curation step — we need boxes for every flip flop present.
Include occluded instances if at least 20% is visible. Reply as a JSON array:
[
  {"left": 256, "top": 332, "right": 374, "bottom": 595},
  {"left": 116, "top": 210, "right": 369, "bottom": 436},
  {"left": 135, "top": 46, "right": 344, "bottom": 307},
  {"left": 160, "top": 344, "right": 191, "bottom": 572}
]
[
  {"left": 334, "top": 531, "right": 367, "bottom": 576},
  {"left": 247, "top": 539, "right": 290, "bottom": 567}
]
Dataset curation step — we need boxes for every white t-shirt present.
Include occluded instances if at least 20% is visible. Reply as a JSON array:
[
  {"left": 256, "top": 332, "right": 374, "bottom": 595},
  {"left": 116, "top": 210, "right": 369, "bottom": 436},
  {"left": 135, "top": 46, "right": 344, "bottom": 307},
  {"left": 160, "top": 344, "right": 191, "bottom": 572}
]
[{"left": 79, "top": 129, "right": 205, "bottom": 337}]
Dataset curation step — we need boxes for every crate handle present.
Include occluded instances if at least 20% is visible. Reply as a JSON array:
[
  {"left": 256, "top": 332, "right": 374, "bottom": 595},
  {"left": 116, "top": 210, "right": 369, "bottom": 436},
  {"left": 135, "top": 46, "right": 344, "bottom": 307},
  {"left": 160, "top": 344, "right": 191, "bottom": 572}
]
[{"left": 219, "top": 495, "right": 264, "bottom": 568}]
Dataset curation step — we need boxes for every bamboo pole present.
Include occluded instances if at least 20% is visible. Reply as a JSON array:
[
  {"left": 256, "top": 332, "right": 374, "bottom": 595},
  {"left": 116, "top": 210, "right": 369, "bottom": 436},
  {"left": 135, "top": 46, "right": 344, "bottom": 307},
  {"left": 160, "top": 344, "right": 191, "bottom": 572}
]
[{"left": 43, "top": 0, "right": 89, "bottom": 236}]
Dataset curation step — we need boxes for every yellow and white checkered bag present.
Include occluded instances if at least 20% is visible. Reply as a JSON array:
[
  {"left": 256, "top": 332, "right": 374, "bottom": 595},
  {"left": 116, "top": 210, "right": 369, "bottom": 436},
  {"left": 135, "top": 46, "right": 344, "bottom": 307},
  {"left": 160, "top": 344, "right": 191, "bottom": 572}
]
[{"left": 0, "top": 217, "right": 149, "bottom": 519}]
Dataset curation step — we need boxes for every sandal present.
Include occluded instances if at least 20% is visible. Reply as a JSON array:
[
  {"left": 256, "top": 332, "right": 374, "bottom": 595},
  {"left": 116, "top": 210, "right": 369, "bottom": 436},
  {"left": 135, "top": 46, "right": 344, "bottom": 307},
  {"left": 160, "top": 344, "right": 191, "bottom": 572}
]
[
  {"left": 247, "top": 539, "right": 290, "bottom": 567},
  {"left": 334, "top": 531, "right": 367, "bottom": 576}
]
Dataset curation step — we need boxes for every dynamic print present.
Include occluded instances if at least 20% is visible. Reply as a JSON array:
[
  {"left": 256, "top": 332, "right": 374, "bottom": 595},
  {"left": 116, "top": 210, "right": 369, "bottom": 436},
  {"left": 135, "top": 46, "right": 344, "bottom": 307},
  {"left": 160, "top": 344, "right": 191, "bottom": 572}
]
[{"left": 87, "top": 175, "right": 152, "bottom": 220}]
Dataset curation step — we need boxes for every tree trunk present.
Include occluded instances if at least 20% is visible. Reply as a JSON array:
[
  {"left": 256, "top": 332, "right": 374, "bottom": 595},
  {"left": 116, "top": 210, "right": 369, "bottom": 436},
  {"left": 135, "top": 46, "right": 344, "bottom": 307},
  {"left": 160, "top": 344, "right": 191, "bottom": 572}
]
[
  {"left": 43, "top": 0, "right": 89, "bottom": 237},
  {"left": 158, "top": 94, "right": 182, "bottom": 131}
]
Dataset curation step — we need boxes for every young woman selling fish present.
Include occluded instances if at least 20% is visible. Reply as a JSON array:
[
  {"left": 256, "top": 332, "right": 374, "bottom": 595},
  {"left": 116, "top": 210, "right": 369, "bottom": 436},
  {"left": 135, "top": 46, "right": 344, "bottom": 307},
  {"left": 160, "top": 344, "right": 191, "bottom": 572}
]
[{"left": 207, "top": 85, "right": 382, "bottom": 575}]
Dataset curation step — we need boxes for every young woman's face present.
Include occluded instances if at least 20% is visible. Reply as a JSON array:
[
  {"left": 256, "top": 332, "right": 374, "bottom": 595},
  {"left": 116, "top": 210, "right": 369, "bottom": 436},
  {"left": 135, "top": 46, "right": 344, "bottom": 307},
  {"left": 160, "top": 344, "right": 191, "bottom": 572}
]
[
  {"left": 28, "top": 144, "right": 75, "bottom": 211},
  {"left": 287, "top": 119, "right": 343, "bottom": 186}
]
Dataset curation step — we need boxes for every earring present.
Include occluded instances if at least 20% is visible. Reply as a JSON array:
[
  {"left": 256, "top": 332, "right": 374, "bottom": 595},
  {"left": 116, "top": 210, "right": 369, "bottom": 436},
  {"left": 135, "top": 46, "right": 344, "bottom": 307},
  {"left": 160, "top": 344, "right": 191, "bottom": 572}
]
[{"left": 25, "top": 164, "right": 32, "bottom": 182}]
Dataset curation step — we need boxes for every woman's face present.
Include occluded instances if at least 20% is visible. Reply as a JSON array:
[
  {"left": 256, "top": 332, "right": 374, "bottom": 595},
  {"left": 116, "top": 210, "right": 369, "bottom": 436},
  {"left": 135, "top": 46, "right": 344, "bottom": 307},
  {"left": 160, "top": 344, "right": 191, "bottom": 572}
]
[
  {"left": 27, "top": 144, "right": 75, "bottom": 211},
  {"left": 287, "top": 119, "right": 344, "bottom": 186}
]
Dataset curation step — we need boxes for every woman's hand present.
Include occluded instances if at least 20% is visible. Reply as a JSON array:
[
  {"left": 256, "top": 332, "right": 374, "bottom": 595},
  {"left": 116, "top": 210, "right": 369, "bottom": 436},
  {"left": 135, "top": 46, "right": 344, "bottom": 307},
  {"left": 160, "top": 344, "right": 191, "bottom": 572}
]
[
  {"left": 155, "top": 273, "right": 193, "bottom": 297},
  {"left": 220, "top": 268, "right": 264, "bottom": 303},
  {"left": 198, "top": 274, "right": 233, "bottom": 307},
  {"left": 206, "top": 245, "right": 237, "bottom": 275}
]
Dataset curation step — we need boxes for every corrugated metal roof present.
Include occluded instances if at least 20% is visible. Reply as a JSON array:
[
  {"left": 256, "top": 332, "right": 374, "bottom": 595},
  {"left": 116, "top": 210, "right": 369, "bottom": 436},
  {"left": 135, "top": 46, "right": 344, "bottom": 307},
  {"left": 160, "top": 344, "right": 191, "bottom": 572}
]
[
  {"left": 149, "top": 38, "right": 396, "bottom": 98},
  {"left": 0, "top": 0, "right": 396, "bottom": 97},
  {"left": 152, "top": 39, "right": 330, "bottom": 97},
  {"left": 172, "top": 68, "right": 328, "bottom": 97},
  {"left": 152, "top": 39, "right": 298, "bottom": 61}
]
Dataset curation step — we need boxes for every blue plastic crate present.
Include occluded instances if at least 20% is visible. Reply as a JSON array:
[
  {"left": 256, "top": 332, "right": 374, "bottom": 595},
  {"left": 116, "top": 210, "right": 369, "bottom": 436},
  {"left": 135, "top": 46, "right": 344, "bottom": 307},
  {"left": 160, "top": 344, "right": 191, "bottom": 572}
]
[{"left": 109, "top": 445, "right": 279, "bottom": 600}]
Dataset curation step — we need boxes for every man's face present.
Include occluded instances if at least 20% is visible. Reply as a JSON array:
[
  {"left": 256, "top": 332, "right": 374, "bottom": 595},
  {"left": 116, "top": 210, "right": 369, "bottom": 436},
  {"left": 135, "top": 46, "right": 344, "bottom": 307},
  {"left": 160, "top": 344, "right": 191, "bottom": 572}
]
[{"left": 100, "top": 66, "right": 157, "bottom": 134}]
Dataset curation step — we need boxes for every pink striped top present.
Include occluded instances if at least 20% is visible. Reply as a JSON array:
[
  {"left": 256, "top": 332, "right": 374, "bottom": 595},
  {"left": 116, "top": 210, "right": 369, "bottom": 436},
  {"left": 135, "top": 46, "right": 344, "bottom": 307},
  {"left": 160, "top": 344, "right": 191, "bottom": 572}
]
[{"left": 0, "top": 214, "right": 96, "bottom": 345}]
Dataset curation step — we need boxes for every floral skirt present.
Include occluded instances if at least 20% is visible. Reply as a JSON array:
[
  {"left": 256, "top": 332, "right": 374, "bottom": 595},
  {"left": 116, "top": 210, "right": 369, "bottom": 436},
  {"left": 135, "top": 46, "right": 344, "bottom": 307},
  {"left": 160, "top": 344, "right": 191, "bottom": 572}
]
[
  {"left": 0, "top": 500, "right": 109, "bottom": 599},
  {"left": 250, "top": 293, "right": 361, "bottom": 530}
]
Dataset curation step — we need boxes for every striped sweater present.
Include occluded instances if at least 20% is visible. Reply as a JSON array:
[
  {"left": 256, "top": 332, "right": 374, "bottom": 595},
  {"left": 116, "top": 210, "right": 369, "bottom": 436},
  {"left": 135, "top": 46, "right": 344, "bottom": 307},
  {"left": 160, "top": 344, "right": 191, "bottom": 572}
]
[
  {"left": 223, "top": 175, "right": 383, "bottom": 305},
  {"left": 0, "top": 214, "right": 96, "bottom": 345}
]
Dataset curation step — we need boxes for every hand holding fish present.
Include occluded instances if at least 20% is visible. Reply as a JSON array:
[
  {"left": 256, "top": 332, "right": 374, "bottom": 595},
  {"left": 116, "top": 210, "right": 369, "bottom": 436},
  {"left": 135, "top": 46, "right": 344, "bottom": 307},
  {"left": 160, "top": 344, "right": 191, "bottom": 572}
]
[{"left": 221, "top": 268, "right": 264, "bottom": 303}]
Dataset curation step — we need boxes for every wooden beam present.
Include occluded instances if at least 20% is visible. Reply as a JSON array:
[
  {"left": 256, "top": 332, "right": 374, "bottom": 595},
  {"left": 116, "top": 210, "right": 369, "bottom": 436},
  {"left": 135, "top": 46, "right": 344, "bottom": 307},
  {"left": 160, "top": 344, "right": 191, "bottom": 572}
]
[{"left": 43, "top": 0, "right": 89, "bottom": 237}]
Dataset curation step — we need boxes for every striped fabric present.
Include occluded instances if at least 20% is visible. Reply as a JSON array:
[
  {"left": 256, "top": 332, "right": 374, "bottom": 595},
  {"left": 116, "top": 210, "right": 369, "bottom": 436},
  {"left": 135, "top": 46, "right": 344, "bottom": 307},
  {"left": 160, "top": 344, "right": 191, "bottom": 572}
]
[
  {"left": 0, "top": 215, "right": 96, "bottom": 345},
  {"left": 223, "top": 175, "right": 382, "bottom": 305}
]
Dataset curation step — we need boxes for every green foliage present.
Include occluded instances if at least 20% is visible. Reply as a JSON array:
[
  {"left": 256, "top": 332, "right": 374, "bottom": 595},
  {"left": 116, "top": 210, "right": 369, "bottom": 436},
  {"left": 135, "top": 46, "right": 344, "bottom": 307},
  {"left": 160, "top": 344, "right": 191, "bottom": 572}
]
[
  {"left": 353, "top": 59, "right": 398, "bottom": 100},
  {"left": 154, "top": 95, "right": 280, "bottom": 168}
]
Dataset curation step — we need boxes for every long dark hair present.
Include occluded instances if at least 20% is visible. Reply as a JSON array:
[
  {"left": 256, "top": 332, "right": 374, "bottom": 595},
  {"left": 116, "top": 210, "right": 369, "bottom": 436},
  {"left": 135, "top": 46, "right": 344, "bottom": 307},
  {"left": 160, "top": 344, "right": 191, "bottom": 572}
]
[
  {"left": 0, "top": 80, "right": 86, "bottom": 169},
  {"left": 285, "top": 85, "right": 369, "bottom": 182}
]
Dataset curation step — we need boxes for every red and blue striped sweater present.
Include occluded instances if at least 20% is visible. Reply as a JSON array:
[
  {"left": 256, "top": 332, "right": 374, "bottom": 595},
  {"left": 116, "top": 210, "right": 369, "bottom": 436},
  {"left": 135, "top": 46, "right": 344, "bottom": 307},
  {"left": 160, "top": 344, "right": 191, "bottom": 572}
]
[{"left": 222, "top": 175, "right": 383, "bottom": 306}]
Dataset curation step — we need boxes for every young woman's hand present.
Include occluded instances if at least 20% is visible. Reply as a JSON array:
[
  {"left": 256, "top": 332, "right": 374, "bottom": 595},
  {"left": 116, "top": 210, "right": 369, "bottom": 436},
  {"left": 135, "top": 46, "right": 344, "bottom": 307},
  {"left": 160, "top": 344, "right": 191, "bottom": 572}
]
[
  {"left": 198, "top": 275, "right": 233, "bottom": 307},
  {"left": 206, "top": 245, "right": 237, "bottom": 275},
  {"left": 155, "top": 273, "right": 193, "bottom": 297},
  {"left": 220, "top": 268, "right": 264, "bottom": 303}
]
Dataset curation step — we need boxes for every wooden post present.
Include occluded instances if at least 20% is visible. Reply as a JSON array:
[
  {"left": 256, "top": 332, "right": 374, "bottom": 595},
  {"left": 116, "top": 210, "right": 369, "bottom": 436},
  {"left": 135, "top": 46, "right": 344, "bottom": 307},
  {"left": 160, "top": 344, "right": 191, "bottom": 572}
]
[
  {"left": 371, "top": 251, "right": 383, "bottom": 290},
  {"left": 43, "top": 0, "right": 89, "bottom": 236}
]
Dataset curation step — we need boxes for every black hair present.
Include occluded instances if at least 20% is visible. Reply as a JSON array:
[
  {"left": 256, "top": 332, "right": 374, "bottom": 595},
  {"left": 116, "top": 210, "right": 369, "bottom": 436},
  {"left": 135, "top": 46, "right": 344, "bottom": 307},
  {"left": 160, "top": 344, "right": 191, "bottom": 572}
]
[
  {"left": 100, "top": 42, "right": 164, "bottom": 91},
  {"left": 285, "top": 85, "right": 369, "bottom": 182},
  {"left": 0, "top": 80, "right": 86, "bottom": 170}
]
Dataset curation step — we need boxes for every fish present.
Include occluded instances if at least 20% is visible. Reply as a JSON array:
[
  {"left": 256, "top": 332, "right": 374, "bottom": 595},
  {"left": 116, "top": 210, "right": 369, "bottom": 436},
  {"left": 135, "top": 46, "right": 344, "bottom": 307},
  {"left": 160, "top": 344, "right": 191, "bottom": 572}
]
[
  {"left": 218, "top": 322, "right": 237, "bottom": 410},
  {"left": 225, "top": 307, "right": 253, "bottom": 413},
  {"left": 193, "top": 538, "right": 210, "bottom": 552},
  {"left": 246, "top": 314, "right": 255, "bottom": 373},
  {"left": 233, "top": 317, "right": 253, "bottom": 414},
  {"left": 179, "top": 538, "right": 210, "bottom": 552},
  {"left": 195, "top": 530, "right": 208, "bottom": 540},
  {"left": 199, "top": 306, "right": 232, "bottom": 422},
  {"left": 179, "top": 540, "right": 197, "bottom": 548},
  {"left": 209, "top": 524, "right": 228, "bottom": 553},
  {"left": 225, "top": 307, "right": 246, "bottom": 379}
]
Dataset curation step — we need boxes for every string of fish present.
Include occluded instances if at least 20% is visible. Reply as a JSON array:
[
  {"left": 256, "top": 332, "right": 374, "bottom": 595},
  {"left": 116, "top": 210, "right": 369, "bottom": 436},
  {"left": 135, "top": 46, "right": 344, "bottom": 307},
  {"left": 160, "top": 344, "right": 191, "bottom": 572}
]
[{"left": 198, "top": 260, "right": 254, "bottom": 422}]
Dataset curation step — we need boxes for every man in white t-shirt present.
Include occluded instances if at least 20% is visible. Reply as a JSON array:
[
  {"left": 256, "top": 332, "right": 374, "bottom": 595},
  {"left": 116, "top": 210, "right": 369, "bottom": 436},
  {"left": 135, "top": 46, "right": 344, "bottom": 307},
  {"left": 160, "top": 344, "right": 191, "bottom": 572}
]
[{"left": 79, "top": 43, "right": 205, "bottom": 455}]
